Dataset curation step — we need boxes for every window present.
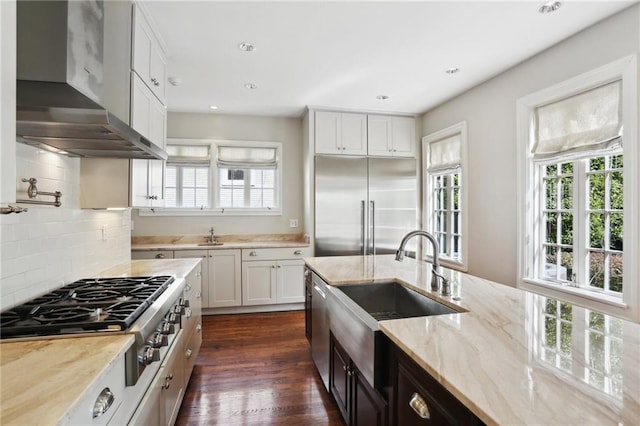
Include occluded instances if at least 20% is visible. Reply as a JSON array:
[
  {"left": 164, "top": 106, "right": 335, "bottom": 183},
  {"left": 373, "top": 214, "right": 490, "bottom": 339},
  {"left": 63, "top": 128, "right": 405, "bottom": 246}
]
[
  {"left": 142, "top": 139, "right": 282, "bottom": 216},
  {"left": 517, "top": 55, "right": 638, "bottom": 321},
  {"left": 214, "top": 143, "right": 280, "bottom": 211},
  {"left": 422, "top": 122, "right": 468, "bottom": 270},
  {"left": 165, "top": 145, "right": 210, "bottom": 208}
]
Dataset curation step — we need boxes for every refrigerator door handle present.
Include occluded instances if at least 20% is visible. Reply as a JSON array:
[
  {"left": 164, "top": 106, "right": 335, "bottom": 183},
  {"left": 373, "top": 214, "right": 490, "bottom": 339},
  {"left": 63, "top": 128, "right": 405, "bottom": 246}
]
[
  {"left": 361, "top": 200, "right": 366, "bottom": 256},
  {"left": 370, "top": 200, "right": 376, "bottom": 256}
]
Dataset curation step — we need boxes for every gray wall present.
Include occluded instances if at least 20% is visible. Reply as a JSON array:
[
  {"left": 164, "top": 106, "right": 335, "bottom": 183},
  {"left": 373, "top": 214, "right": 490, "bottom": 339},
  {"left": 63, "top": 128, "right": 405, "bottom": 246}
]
[
  {"left": 420, "top": 5, "right": 640, "bottom": 286},
  {"left": 131, "top": 112, "right": 304, "bottom": 236}
]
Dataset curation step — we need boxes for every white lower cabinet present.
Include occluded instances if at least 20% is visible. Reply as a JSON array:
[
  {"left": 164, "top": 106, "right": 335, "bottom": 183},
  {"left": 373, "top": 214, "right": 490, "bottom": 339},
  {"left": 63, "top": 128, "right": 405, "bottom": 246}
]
[
  {"left": 128, "top": 330, "right": 184, "bottom": 426},
  {"left": 241, "top": 248, "right": 310, "bottom": 306},
  {"left": 174, "top": 249, "right": 242, "bottom": 308}
]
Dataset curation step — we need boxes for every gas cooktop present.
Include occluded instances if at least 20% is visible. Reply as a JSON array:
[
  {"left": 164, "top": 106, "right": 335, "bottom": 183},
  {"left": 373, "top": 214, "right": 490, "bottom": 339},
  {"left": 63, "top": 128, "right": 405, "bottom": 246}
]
[{"left": 0, "top": 276, "right": 175, "bottom": 339}]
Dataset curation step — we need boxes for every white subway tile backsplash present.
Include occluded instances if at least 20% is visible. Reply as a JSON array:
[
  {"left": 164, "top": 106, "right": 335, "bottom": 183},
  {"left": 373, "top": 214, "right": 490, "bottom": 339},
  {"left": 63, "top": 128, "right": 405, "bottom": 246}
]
[{"left": 1, "top": 145, "right": 131, "bottom": 311}]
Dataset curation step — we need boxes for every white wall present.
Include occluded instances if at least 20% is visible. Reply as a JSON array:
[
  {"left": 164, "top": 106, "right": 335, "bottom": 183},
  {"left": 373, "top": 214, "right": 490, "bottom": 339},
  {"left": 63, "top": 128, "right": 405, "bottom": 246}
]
[
  {"left": 131, "top": 112, "right": 304, "bottom": 236},
  {"left": 420, "top": 5, "right": 640, "bottom": 286},
  {"left": 0, "top": 145, "right": 131, "bottom": 310}
]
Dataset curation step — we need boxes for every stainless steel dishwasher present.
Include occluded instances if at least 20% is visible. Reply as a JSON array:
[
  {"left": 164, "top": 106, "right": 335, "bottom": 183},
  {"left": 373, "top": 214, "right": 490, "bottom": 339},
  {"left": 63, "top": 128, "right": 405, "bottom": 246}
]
[{"left": 311, "top": 272, "right": 330, "bottom": 391}]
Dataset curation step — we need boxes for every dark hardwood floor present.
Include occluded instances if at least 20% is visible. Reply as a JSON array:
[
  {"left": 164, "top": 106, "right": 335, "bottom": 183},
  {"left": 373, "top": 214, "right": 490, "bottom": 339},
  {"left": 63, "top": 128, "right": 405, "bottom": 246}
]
[{"left": 176, "top": 311, "right": 344, "bottom": 425}]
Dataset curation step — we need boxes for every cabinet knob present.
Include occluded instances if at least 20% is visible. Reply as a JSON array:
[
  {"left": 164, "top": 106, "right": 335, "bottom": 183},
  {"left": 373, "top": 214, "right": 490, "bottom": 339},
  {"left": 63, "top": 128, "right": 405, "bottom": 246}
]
[
  {"left": 409, "top": 392, "right": 431, "bottom": 419},
  {"left": 249, "top": 251, "right": 257, "bottom": 256},
  {"left": 196, "top": 324, "right": 202, "bottom": 332},
  {"left": 294, "top": 250, "right": 303, "bottom": 255},
  {"left": 186, "top": 348, "right": 193, "bottom": 359},
  {"left": 151, "top": 77, "right": 160, "bottom": 87},
  {"left": 155, "top": 253, "right": 165, "bottom": 259}
]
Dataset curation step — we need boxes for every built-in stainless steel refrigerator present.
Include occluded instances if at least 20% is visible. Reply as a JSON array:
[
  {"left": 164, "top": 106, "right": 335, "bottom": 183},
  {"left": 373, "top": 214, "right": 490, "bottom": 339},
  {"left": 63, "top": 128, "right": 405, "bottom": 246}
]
[{"left": 315, "top": 156, "right": 417, "bottom": 257}]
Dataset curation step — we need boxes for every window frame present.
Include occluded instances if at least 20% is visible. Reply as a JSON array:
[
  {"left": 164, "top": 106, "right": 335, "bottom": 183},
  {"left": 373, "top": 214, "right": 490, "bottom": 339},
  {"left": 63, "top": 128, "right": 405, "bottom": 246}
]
[
  {"left": 517, "top": 55, "right": 639, "bottom": 322},
  {"left": 164, "top": 163, "right": 210, "bottom": 208},
  {"left": 422, "top": 121, "right": 468, "bottom": 271},
  {"left": 139, "top": 139, "right": 283, "bottom": 216}
]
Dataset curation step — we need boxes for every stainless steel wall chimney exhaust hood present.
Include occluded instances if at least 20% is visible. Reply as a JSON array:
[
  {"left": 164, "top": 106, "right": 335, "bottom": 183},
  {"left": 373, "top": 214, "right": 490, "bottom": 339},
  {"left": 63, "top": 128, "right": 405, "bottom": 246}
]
[{"left": 16, "top": 0, "right": 167, "bottom": 160}]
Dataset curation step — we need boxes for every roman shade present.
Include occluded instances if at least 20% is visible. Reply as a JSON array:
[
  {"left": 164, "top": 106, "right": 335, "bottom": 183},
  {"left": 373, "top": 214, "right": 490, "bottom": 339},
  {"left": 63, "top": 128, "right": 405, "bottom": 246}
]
[
  {"left": 532, "top": 80, "right": 622, "bottom": 161},
  {"left": 167, "top": 145, "right": 211, "bottom": 165},
  {"left": 217, "top": 146, "right": 278, "bottom": 169},
  {"left": 427, "top": 133, "right": 461, "bottom": 172}
]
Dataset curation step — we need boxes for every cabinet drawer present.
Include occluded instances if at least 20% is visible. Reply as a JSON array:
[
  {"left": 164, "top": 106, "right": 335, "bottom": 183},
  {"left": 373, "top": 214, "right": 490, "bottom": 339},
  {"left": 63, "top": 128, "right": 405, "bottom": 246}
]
[
  {"left": 131, "top": 250, "right": 174, "bottom": 260},
  {"left": 241, "top": 247, "right": 311, "bottom": 261},
  {"left": 184, "top": 323, "right": 202, "bottom": 384}
]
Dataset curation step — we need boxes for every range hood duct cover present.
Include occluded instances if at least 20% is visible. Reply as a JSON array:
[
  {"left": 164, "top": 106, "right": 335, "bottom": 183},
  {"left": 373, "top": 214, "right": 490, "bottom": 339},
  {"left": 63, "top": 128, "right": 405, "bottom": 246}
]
[{"left": 16, "top": 0, "right": 167, "bottom": 160}]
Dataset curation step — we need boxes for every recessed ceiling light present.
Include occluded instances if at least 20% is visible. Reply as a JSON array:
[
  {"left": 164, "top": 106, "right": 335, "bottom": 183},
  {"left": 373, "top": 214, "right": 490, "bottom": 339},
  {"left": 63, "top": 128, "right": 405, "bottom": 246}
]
[
  {"left": 539, "top": 1, "right": 561, "bottom": 14},
  {"left": 445, "top": 67, "right": 460, "bottom": 74},
  {"left": 239, "top": 42, "right": 256, "bottom": 52},
  {"left": 244, "top": 83, "right": 257, "bottom": 90},
  {"left": 209, "top": 105, "right": 218, "bottom": 110},
  {"left": 376, "top": 95, "right": 389, "bottom": 100},
  {"left": 168, "top": 77, "right": 182, "bottom": 86}
]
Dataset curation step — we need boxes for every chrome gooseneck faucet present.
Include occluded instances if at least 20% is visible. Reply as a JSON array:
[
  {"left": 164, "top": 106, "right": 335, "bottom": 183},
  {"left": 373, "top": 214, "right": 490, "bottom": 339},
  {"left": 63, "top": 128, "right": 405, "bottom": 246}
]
[
  {"left": 207, "top": 227, "right": 215, "bottom": 243},
  {"left": 395, "top": 230, "right": 450, "bottom": 295}
]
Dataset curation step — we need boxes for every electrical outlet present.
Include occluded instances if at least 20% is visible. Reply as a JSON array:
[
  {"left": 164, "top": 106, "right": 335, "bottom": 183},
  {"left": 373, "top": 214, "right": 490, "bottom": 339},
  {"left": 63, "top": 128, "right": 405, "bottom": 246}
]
[
  {"left": 289, "top": 219, "right": 299, "bottom": 228},
  {"left": 101, "top": 225, "right": 108, "bottom": 241}
]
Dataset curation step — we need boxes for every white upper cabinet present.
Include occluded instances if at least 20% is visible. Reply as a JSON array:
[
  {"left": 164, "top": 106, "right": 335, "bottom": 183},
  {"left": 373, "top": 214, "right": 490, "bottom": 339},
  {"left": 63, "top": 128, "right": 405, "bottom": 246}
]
[
  {"left": 132, "top": 3, "right": 167, "bottom": 104},
  {"left": 315, "top": 111, "right": 367, "bottom": 155},
  {"left": 367, "top": 115, "right": 416, "bottom": 157}
]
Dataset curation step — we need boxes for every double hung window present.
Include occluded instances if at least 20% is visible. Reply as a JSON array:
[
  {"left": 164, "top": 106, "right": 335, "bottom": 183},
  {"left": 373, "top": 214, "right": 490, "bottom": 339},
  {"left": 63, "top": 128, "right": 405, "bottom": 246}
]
[
  {"left": 422, "top": 122, "right": 467, "bottom": 270},
  {"left": 215, "top": 145, "right": 279, "bottom": 210},
  {"left": 165, "top": 145, "right": 210, "bottom": 208},
  {"left": 152, "top": 140, "right": 282, "bottom": 215},
  {"left": 517, "top": 56, "right": 638, "bottom": 321}
]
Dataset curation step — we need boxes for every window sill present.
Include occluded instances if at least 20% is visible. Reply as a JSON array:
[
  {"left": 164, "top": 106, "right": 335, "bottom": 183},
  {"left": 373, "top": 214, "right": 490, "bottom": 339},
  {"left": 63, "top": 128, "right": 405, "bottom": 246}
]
[
  {"left": 137, "top": 207, "right": 282, "bottom": 217},
  {"left": 519, "top": 278, "right": 631, "bottom": 319}
]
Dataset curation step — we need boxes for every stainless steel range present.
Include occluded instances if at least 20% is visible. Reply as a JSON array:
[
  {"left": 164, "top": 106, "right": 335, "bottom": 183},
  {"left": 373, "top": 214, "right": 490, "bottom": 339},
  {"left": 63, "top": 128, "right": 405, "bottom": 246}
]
[{"left": 0, "top": 275, "right": 187, "bottom": 386}]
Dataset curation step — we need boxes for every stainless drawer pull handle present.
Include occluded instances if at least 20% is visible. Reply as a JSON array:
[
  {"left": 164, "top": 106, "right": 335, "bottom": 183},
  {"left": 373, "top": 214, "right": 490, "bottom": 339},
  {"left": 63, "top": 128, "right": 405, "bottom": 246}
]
[
  {"left": 249, "top": 251, "right": 257, "bottom": 256},
  {"left": 92, "top": 388, "right": 115, "bottom": 418},
  {"left": 186, "top": 348, "right": 193, "bottom": 359},
  {"left": 196, "top": 323, "right": 202, "bottom": 332},
  {"left": 156, "top": 253, "right": 165, "bottom": 259},
  {"left": 294, "top": 250, "right": 303, "bottom": 255},
  {"left": 409, "top": 392, "right": 430, "bottom": 419}
]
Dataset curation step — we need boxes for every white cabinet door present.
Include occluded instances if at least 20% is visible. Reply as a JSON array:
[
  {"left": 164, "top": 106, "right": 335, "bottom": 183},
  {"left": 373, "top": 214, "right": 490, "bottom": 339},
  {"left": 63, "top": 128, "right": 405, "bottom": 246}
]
[
  {"left": 132, "top": 3, "right": 167, "bottom": 104},
  {"left": 209, "top": 250, "right": 242, "bottom": 308},
  {"left": 242, "top": 260, "right": 277, "bottom": 305},
  {"left": 315, "top": 111, "right": 367, "bottom": 155},
  {"left": 149, "top": 46, "right": 167, "bottom": 103},
  {"left": 128, "top": 365, "right": 164, "bottom": 426},
  {"left": 277, "top": 259, "right": 305, "bottom": 303},
  {"left": 131, "top": 159, "right": 152, "bottom": 207},
  {"left": 315, "top": 111, "right": 341, "bottom": 154},
  {"left": 367, "top": 115, "right": 392, "bottom": 156},
  {"left": 131, "top": 72, "right": 166, "bottom": 149},
  {"left": 368, "top": 115, "right": 416, "bottom": 157},
  {"left": 174, "top": 250, "right": 209, "bottom": 307},
  {"left": 390, "top": 116, "right": 416, "bottom": 157},
  {"left": 132, "top": 5, "right": 152, "bottom": 87},
  {"left": 162, "top": 331, "right": 185, "bottom": 426},
  {"left": 341, "top": 113, "right": 367, "bottom": 155}
]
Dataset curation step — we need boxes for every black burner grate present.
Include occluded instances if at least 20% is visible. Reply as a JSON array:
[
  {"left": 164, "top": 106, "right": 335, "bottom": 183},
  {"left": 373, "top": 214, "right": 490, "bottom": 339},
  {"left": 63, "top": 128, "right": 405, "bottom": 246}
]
[{"left": 0, "top": 275, "right": 174, "bottom": 339}]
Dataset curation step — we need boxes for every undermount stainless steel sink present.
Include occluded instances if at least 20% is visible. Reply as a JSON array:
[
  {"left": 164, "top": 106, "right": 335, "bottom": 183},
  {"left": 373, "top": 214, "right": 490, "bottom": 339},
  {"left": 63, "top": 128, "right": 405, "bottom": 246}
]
[
  {"left": 197, "top": 242, "right": 224, "bottom": 246},
  {"left": 337, "top": 282, "right": 458, "bottom": 321},
  {"left": 328, "top": 281, "right": 460, "bottom": 389}
]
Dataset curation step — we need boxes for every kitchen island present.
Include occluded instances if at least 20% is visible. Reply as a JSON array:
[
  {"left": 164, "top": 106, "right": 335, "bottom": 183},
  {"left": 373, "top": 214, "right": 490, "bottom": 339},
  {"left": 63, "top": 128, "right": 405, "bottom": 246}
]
[
  {"left": 304, "top": 255, "right": 640, "bottom": 425},
  {"left": 0, "top": 259, "right": 201, "bottom": 425}
]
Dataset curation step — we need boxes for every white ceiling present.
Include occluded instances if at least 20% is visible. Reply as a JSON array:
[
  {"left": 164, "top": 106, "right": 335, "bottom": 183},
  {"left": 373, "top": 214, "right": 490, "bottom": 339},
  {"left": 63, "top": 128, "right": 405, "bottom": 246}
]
[{"left": 144, "top": 1, "right": 635, "bottom": 118}]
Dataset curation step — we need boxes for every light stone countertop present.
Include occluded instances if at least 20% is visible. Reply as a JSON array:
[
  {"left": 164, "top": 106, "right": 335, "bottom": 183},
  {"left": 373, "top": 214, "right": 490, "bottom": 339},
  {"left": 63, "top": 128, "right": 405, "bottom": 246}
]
[
  {"left": 304, "top": 255, "right": 640, "bottom": 426},
  {"left": 131, "top": 234, "right": 310, "bottom": 251},
  {"left": 0, "top": 259, "right": 201, "bottom": 425}
]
